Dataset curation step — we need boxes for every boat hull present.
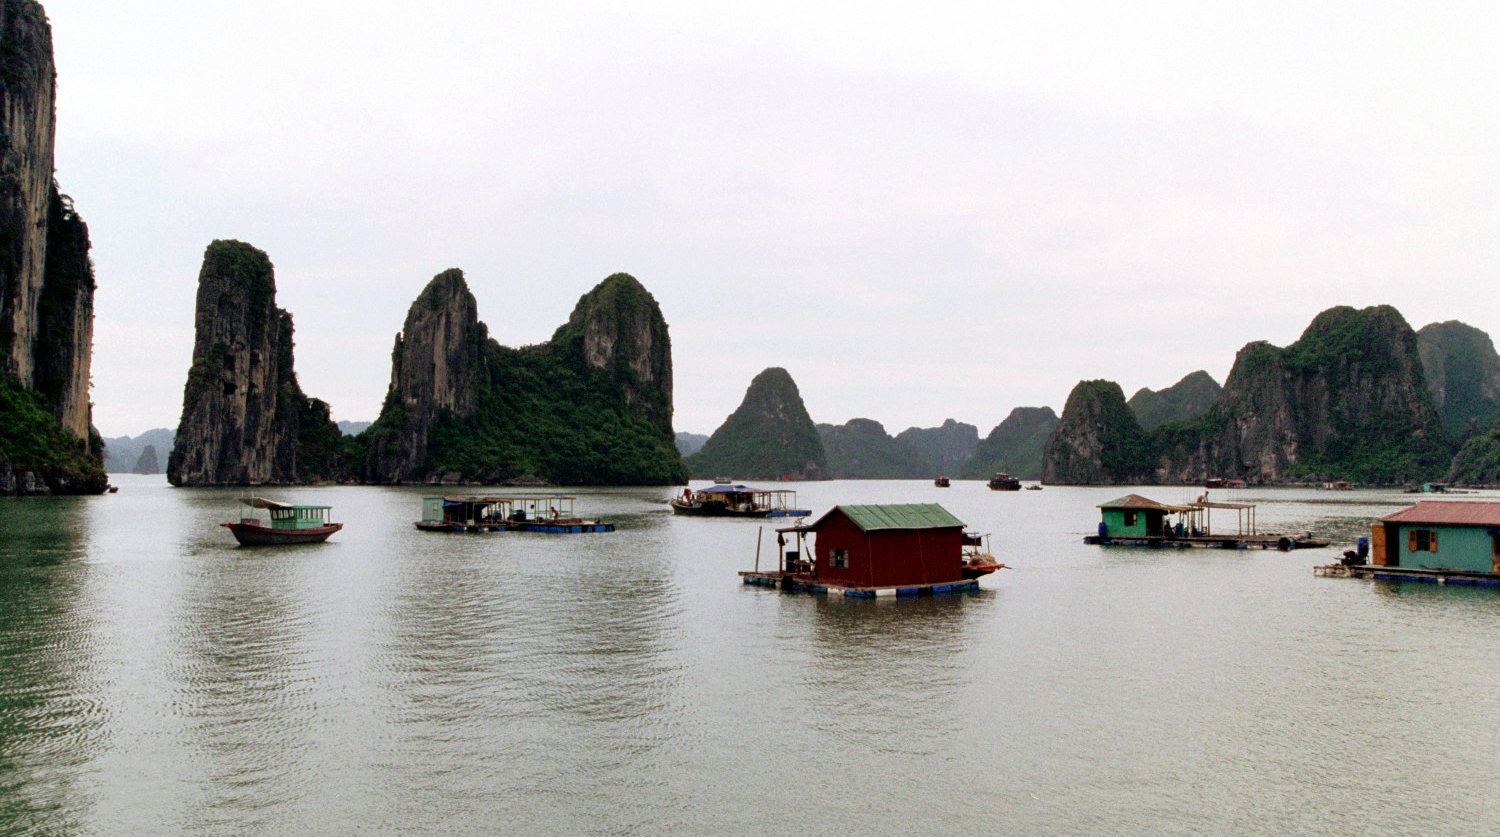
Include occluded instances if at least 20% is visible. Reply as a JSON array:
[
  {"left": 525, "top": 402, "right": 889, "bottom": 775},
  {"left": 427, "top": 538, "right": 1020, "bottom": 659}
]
[{"left": 222, "top": 521, "right": 342, "bottom": 546}]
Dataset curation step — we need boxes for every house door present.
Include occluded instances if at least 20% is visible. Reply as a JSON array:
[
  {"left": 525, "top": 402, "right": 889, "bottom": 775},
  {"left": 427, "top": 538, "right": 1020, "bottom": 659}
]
[{"left": 1491, "top": 533, "right": 1500, "bottom": 575}]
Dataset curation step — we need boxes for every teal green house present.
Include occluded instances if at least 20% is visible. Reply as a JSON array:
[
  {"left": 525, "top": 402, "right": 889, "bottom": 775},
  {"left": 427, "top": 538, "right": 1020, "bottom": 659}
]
[
  {"left": 1373, "top": 502, "right": 1500, "bottom": 574},
  {"left": 1097, "top": 494, "right": 1190, "bottom": 538}
]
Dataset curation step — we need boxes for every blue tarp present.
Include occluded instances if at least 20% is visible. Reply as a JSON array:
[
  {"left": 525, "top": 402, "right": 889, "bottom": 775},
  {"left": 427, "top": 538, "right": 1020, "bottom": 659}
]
[{"left": 699, "top": 484, "right": 755, "bottom": 494}]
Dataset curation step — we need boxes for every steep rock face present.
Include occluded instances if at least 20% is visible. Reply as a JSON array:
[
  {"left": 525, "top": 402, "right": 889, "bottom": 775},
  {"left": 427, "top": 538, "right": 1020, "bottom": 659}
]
[
  {"left": 134, "top": 444, "right": 159, "bottom": 475},
  {"left": 1448, "top": 422, "right": 1500, "bottom": 485},
  {"left": 167, "top": 241, "right": 344, "bottom": 485},
  {"left": 675, "top": 431, "right": 708, "bottom": 456},
  {"left": 961, "top": 407, "right": 1058, "bottom": 480},
  {"left": 0, "top": 0, "right": 55, "bottom": 386},
  {"left": 818, "top": 418, "right": 924, "bottom": 478},
  {"left": 1127, "top": 370, "right": 1221, "bottom": 431},
  {"left": 550, "top": 274, "right": 673, "bottom": 437},
  {"left": 366, "top": 270, "right": 685, "bottom": 485},
  {"left": 33, "top": 188, "right": 93, "bottom": 437},
  {"left": 686, "top": 367, "right": 826, "bottom": 480},
  {"left": 1042, "top": 382, "right": 1153, "bottom": 484},
  {"left": 1155, "top": 306, "right": 1450, "bottom": 484},
  {"left": 1417, "top": 321, "right": 1500, "bottom": 441},
  {"left": 365, "top": 269, "right": 486, "bottom": 482},
  {"left": 0, "top": 1, "right": 103, "bottom": 495},
  {"left": 896, "top": 419, "right": 979, "bottom": 477}
]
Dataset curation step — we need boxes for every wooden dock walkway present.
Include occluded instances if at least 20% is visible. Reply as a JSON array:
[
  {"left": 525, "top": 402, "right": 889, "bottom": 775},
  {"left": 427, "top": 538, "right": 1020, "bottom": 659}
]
[
  {"left": 1314, "top": 564, "right": 1500, "bottom": 587},
  {"left": 1084, "top": 534, "right": 1328, "bottom": 551},
  {"left": 739, "top": 571, "right": 981, "bottom": 598}
]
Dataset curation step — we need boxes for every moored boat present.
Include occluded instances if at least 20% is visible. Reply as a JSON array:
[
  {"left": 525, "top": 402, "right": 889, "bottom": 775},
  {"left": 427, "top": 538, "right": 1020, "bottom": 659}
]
[
  {"left": 221, "top": 497, "right": 342, "bottom": 546},
  {"left": 986, "top": 472, "right": 1021, "bottom": 491},
  {"left": 670, "top": 484, "right": 810, "bottom": 518},
  {"left": 934, "top": 476, "right": 950, "bottom": 487}
]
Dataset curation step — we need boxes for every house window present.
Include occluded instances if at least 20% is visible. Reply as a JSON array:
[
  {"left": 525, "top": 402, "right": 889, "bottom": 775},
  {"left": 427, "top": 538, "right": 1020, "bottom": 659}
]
[
  {"left": 1124, "top": 511, "right": 1138, "bottom": 526},
  {"left": 1408, "top": 529, "right": 1438, "bottom": 552},
  {"left": 830, "top": 549, "right": 849, "bottom": 569}
]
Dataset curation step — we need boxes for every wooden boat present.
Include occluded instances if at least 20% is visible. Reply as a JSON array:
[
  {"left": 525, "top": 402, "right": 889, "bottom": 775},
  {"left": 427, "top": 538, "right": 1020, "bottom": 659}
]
[
  {"left": 933, "top": 476, "right": 950, "bottom": 487},
  {"left": 986, "top": 472, "right": 1021, "bottom": 491},
  {"left": 670, "top": 484, "right": 810, "bottom": 518},
  {"left": 415, "top": 495, "right": 614, "bottom": 533},
  {"left": 960, "top": 532, "right": 1007, "bottom": 578},
  {"left": 1025, "top": 484, "right": 1043, "bottom": 491},
  {"left": 222, "top": 497, "right": 341, "bottom": 546}
]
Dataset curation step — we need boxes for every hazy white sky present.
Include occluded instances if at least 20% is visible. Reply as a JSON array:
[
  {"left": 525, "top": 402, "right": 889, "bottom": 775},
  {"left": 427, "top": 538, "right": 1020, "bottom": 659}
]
[{"left": 47, "top": 0, "right": 1498, "bottom": 437}]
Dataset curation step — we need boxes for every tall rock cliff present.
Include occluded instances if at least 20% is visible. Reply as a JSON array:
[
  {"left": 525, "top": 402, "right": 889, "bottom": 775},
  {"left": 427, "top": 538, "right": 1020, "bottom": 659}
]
[
  {"left": 1154, "top": 306, "right": 1450, "bottom": 484},
  {"left": 686, "top": 367, "right": 827, "bottom": 480},
  {"left": 1042, "top": 382, "right": 1154, "bottom": 484},
  {"left": 1448, "top": 422, "right": 1500, "bottom": 486},
  {"left": 0, "top": 0, "right": 103, "bottom": 495},
  {"left": 0, "top": 0, "right": 55, "bottom": 386},
  {"left": 896, "top": 419, "right": 980, "bottom": 477},
  {"left": 167, "top": 241, "right": 345, "bottom": 485},
  {"left": 1127, "top": 370, "right": 1221, "bottom": 431},
  {"left": 365, "top": 269, "right": 486, "bottom": 482},
  {"left": 365, "top": 270, "right": 685, "bottom": 485},
  {"left": 962, "top": 407, "right": 1059, "bottom": 480},
  {"left": 818, "top": 418, "right": 924, "bottom": 478},
  {"left": 1416, "top": 320, "right": 1500, "bottom": 441}
]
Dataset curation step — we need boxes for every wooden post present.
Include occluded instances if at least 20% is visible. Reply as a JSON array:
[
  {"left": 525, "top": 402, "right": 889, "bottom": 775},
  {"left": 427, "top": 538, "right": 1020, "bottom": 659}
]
[{"left": 755, "top": 527, "right": 763, "bottom": 572}]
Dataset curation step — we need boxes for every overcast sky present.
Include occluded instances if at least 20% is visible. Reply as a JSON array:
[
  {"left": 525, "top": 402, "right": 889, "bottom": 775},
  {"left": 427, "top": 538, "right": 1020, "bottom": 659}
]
[{"left": 46, "top": 0, "right": 1498, "bottom": 438}]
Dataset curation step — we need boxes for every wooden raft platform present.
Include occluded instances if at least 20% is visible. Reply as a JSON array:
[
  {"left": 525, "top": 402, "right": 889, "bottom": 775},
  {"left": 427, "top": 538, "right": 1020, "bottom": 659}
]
[
  {"left": 738, "top": 571, "right": 981, "bottom": 598},
  {"left": 1314, "top": 564, "right": 1500, "bottom": 587},
  {"left": 1084, "top": 534, "right": 1329, "bottom": 551}
]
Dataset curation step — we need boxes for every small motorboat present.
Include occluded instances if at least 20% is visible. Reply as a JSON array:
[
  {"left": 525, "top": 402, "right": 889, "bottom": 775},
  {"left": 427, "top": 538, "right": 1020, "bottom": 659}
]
[{"left": 934, "top": 476, "right": 950, "bottom": 487}]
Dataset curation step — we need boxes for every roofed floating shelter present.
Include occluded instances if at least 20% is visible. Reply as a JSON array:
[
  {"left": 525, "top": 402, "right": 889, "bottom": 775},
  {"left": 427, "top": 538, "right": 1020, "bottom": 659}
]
[
  {"left": 1316, "top": 501, "right": 1500, "bottom": 585},
  {"left": 1084, "top": 493, "right": 1327, "bottom": 550},
  {"left": 415, "top": 495, "right": 614, "bottom": 534},
  {"left": 670, "top": 484, "right": 810, "bottom": 518},
  {"left": 740, "top": 503, "right": 1004, "bottom": 598}
]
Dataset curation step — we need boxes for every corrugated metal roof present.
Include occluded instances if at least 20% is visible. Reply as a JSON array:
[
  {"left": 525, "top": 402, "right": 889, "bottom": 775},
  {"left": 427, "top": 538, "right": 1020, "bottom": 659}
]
[
  {"left": 1380, "top": 501, "right": 1500, "bottom": 527},
  {"left": 830, "top": 503, "right": 966, "bottom": 532},
  {"left": 1098, "top": 494, "right": 1176, "bottom": 510}
]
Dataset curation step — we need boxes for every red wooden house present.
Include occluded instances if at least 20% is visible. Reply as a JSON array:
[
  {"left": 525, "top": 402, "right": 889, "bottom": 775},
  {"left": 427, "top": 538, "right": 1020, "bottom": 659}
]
[{"left": 778, "top": 504, "right": 969, "bottom": 589}]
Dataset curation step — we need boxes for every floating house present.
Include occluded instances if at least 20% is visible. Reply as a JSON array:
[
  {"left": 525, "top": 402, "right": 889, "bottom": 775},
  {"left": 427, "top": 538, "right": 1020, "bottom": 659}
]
[
  {"left": 1370, "top": 502, "right": 1500, "bottom": 574},
  {"left": 740, "top": 503, "right": 1001, "bottom": 597},
  {"left": 1086, "top": 493, "right": 1324, "bottom": 550},
  {"left": 670, "top": 484, "right": 810, "bottom": 518},
  {"left": 415, "top": 495, "right": 614, "bottom": 533}
]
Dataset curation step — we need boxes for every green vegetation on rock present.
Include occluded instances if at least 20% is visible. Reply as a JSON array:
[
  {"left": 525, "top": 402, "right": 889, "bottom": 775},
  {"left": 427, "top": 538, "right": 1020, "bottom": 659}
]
[
  {"left": 962, "top": 407, "right": 1057, "bottom": 479},
  {"left": 0, "top": 377, "right": 106, "bottom": 492},
  {"left": 687, "top": 368, "right": 826, "bottom": 480},
  {"left": 819, "top": 419, "right": 924, "bottom": 478},
  {"left": 365, "top": 270, "right": 686, "bottom": 485},
  {"left": 1127, "top": 371, "right": 1221, "bottom": 431},
  {"left": 1417, "top": 320, "right": 1500, "bottom": 442}
]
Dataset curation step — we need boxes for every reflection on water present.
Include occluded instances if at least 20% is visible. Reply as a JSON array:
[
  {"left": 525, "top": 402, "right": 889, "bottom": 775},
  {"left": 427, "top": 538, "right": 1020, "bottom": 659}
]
[
  {"left": 2, "top": 478, "right": 1499, "bottom": 835},
  {"left": 0, "top": 498, "right": 100, "bottom": 836}
]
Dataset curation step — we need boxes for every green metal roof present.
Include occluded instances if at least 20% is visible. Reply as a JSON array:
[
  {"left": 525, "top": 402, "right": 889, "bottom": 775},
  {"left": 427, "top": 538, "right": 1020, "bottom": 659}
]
[{"left": 834, "top": 503, "right": 966, "bottom": 531}]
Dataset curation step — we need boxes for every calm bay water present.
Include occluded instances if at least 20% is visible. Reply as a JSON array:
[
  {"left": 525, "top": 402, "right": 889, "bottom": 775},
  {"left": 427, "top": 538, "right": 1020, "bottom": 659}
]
[{"left": 2, "top": 476, "right": 1497, "bottom": 835}]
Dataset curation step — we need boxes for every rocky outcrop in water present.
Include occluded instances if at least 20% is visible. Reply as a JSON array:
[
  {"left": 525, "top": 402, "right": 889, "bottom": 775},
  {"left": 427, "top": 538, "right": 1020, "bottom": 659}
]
[
  {"left": 818, "top": 418, "right": 924, "bottom": 478},
  {"left": 1047, "top": 307, "right": 1453, "bottom": 485},
  {"left": 1154, "top": 306, "right": 1450, "bottom": 484},
  {"left": 687, "top": 367, "right": 826, "bottom": 480},
  {"left": 365, "top": 271, "right": 685, "bottom": 485},
  {"left": 1042, "top": 383, "right": 1153, "bottom": 484},
  {"left": 167, "top": 241, "right": 346, "bottom": 485},
  {"left": 896, "top": 419, "right": 979, "bottom": 477},
  {"left": 0, "top": 0, "right": 104, "bottom": 495},
  {"left": 1127, "top": 371, "right": 1221, "bottom": 431},
  {"left": 1416, "top": 321, "right": 1500, "bottom": 442},
  {"left": 962, "top": 407, "right": 1058, "bottom": 480},
  {"left": 134, "top": 444, "right": 159, "bottom": 475},
  {"left": 102, "top": 427, "right": 175, "bottom": 473}
]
